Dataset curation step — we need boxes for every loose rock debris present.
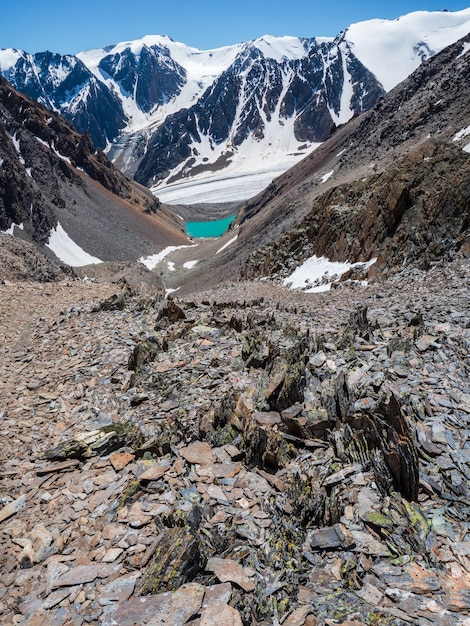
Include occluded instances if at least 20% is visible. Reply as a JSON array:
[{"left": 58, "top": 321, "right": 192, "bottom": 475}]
[{"left": 1, "top": 261, "right": 470, "bottom": 625}]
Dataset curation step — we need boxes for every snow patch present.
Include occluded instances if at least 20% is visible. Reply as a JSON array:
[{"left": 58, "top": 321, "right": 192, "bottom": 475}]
[
  {"left": 10, "top": 132, "right": 25, "bottom": 166},
  {"left": 320, "top": 170, "right": 334, "bottom": 183},
  {"left": 346, "top": 9, "right": 470, "bottom": 91},
  {"left": 165, "top": 287, "right": 180, "bottom": 297},
  {"left": 458, "top": 42, "right": 470, "bottom": 57},
  {"left": 252, "top": 36, "right": 311, "bottom": 62},
  {"left": 139, "top": 244, "right": 196, "bottom": 270},
  {"left": 50, "top": 143, "right": 72, "bottom": 165},
  {"left": 3, "top": 222, "right": 24, "bottom": 235},
  {"left": 453, "top": 126, "right": 470, "bottom": 141},
  {"left": 283, "top": 256, "right": 377, "bottom": 293},
  {"left": 0, "top": 49, "right": 23, "bottom": 72},
  {"left": 46, "top": 223, "right": 102, "bottom": 267},
  {"left": 216, "top": 234, "right": 238, "bottom": 255},
  {"left": 183, "top": 260, "right": 198, "bottom": 269},
  {"left": 464, "top": 143, "right": 470, "bottom": 154}
]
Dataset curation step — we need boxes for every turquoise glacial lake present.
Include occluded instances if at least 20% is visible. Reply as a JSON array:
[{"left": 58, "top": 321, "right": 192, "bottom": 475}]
[{"left": 185, "top": 214, "right": 236, "bottom": 238}]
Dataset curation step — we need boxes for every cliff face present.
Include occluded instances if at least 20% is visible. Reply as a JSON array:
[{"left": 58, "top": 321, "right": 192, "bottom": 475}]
[{"left": 0, "top": 75, "right": 130, "bottom": 238}]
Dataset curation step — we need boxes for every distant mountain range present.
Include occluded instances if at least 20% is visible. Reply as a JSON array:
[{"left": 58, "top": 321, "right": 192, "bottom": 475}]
[{"left": 1, "top": 8, "right": 470, "bottom": 204}]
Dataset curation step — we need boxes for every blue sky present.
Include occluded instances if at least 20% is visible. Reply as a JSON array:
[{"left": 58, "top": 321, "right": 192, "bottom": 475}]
[{"left": 1, "top": 1, "right": 469, "bottom": 54}]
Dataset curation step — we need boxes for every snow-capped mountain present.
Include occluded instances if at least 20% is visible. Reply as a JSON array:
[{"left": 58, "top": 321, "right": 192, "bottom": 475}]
[
  {"left": 0, "top": 49, "right": 126, "bottom": 149},
  {"left": 1, "top": 8, "right": 470, "bottom": 204}
]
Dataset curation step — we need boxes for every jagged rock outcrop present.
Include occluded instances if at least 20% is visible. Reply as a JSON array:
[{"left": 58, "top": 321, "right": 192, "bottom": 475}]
[
  {"left": 0, "top": 232, "right": 73, "bottom": 281},
  {"left": 2, "top": 261, "right": 470, "bottom": 624}
]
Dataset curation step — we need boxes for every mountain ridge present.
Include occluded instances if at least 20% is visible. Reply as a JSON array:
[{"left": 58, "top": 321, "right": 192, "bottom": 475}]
[
  {"left": 2, "top": 8, "right": 470, "bottom": 204},
  {"left": 0, "top": 75, "right": 190, "bottom": 275}
]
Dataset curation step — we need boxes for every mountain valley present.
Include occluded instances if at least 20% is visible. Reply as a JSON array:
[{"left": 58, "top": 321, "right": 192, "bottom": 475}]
[{"left": 0, "top": 9, "right": 470, "bottom": 626}]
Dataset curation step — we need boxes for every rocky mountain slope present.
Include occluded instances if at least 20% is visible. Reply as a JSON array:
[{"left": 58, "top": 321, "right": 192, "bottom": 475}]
[
  {"left": 1, "top": 9, "right": 470, "bottom": 204},
  {"left": 2, "top": 18, "right": 470, "bottom": 626},
  {"left": 0, "top": 75, "right": 190, "bottom": 272},
  {"left": 1, "top": 259, "right": 470, "bottom": 625},
  {"left": 165, "top": 33, "right": 470, "bottom": 295}
]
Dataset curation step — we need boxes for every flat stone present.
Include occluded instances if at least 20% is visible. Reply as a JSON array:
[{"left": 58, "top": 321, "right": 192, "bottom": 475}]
[
  {"left": 109, "top": 452, "right": 135, "bottom": 471},
  {"left": 202, "top": 582, "right": 232, "bottom": 608},
  {"left": 355, "top": 582, "right": 383, "bottom": 606},
  {"left": 102, "top": 585, "right": 204, "bottom": 626},
  {"left": 36, "top": 459, "right": 80, "bottom": 475},
  {"left": 52, "top": 563, "right": 117, "bottom": 588},
  {"left": 348, "top": 530, "right": 391, "bottom": 557},
  {"left": 451, "top": 449, "right": 470, "bottom": 465},
  {"left": 98, "top": 572, "right": 140, "bottom": 606},
  {"left": 440, "top": 564, "right": 470, "bottom": 611},
  {"left": 196, "top": 462, "right": 242, "bottom": 480},
  {"left": 102, "top": 547, "right": 123, "bottom": 563},
  {"left": 180, "top": 441, "right": 216, "bottom": 465},
  {"left": 0, "top": 494, "right": 26, "bottom": 522},
  {"left": 206, "top": 557, "right": 255, "bottom": 592},
  {"left": 28, "top": 523, "right": 53, "bottom": 563},
  {"left": 253, "top": 411, "right": 281, "bottom": 426},
  {"left": 139, "top": 461, "right": 172, "bottom": 481},
  {"left": 452, "top": 542, "right": 470, "bottom": 557},
  {"left": 127, "top": 501, "right": 152, "bottom": 528},
  {"left": 310, "top": 352, "right": 326, "bottom": 368},
  {"left": 206, "top": 485, "right": 230, "bottom": 504},
  {"left": 415, "top": 335, "right": 438, "bottom": 352},
  {"left": 200, "top": 600, "right": 243, "bottom": 626},
  {"left": 146, "top": 584, "right": 205, "bottom": 626},
  {"left": 323, "top": 465, "right": 357, "bottom": 487},
  {"left": 308, "top": 524, "right": 354, "bottom": 550},
  {"left": 282, "top": 605, "right": 312, "bottom": 626}
]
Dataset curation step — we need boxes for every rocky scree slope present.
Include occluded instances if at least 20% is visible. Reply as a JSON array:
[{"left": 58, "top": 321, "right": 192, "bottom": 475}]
[
  {"left": 0, "top": 76, "right": 189, "bottom": 266},
  {"left": 1, "top": 261, "right": 470, "bottom": 625}
]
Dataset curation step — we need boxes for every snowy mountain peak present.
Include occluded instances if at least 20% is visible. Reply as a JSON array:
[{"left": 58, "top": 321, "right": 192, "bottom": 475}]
[
  {"left": 344, "top": 7, "right": 470, "bottom": 90},
  {"left": 2, "top": 8, "right": 470, "bottom": 203},
  {"left": 249, "top": 35, "right": 314, "bottom": 62}
]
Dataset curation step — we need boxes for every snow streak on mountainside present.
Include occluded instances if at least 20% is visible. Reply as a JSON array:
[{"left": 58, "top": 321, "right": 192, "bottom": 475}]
[{"left": 1, "top": 9, "right": 470, "bottom": 204}]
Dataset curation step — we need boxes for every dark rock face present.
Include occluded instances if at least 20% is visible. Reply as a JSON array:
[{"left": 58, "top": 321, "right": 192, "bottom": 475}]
[
  {"left": 240, "top": 141, "right": 470, "bottom": 280},
  {"left": 98, "top": 44, "right": 186, "bottom": 113},
  {"left": 0, "top": 75, "right": 134, "bottom": 241},
  {"left": 290, "top": 38, "right": 384, "bottom": 143},
  {"left": 0, "top": 76, "right": 188, "bottom": 268}
]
